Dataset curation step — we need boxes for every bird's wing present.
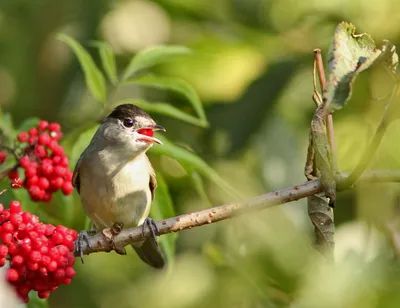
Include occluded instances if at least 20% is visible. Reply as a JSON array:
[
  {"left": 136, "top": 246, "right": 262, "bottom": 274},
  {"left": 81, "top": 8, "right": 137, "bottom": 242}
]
[
  {"left": 72, "top": 154, "right": 83, "bottom": 194},
  {"left": 147, "top": 155, "right": 157, "bottom": 201}
]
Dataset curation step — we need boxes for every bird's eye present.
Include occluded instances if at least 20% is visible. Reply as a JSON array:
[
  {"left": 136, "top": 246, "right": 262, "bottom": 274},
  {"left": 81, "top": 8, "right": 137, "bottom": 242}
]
[{"left": 123, "top": 118, "right": 135, "bottom": 128}]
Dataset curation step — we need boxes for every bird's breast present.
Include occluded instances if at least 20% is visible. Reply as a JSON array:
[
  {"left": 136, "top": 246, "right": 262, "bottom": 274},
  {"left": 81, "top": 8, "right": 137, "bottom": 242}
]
[{"left": 79, "top": 154, "right": 152, "bottom": 229}]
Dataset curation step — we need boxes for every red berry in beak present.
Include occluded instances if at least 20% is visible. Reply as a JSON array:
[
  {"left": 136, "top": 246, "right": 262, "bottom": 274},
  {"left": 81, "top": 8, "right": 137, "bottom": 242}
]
[{"left": 137, "top": 129, "right": 154, "bottom": 137}]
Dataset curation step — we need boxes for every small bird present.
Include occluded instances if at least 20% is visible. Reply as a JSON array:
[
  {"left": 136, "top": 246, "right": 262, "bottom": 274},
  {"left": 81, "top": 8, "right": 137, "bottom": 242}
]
[{"left": 73, "top": 104, "right": 166, "bottom": 268}]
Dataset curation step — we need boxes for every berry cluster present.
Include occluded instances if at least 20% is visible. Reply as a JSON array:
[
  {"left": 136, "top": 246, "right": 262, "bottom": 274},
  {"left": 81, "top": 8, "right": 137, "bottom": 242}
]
[
  {"left": 4, "top": 120, "right": 74, "bottom": 202},
  {"left": 0, "top": 201, "right": 77, "bottom": 302}
]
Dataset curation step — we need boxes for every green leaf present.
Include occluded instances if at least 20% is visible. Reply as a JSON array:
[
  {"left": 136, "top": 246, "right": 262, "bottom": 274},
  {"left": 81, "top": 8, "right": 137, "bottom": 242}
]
[
  {"left": 151, "top": 135, "right": 240, "bottom": 199},
  {"left": 0, "top": 109, "right": 15, "bottom": 139},
  {"left": 122, "top": 45, "right": 192, "bottom": 80},
  {"left": 91, "top": 41, "right": 118, "bottom": 85},
  {"left": 324, "top": 22, "right": 399, "bottom": 112},
  {"left": 28, "top": 291, "right": 49, "bottom": 308},
  {"left": 17, "top": 117, "right": 40, "bottom": 133},
  {"left": 150, "top": 171, "right": 177, "bottom": 265},
  {"left": 189, "top": 171, "right": 212, "bottom": 206},
  {"left": 124, "top": 75, "right": 208, "bottom": 126},
  {"left": 119, "top": 99, "right": 208, "bottom": 127},
  {"left": 57, "top": 34, "right": 107, "bottom": 103}
]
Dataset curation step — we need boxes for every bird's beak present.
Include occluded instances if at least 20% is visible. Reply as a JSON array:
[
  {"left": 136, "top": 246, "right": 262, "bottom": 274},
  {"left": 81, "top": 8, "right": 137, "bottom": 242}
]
[{"left": 136, "top": 124, "right": 166, "bottom": 145}]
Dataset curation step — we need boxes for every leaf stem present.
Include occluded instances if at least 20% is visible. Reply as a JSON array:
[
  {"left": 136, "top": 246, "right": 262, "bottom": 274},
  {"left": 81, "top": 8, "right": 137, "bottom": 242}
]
[{"left": 314, "top": 49, "right": 337, "bottom": 173}]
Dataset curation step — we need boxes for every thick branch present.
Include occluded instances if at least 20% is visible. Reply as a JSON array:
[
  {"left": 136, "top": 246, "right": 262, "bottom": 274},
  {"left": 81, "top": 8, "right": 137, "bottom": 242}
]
[{"left": 74, "top": 170, "right": 400, "bottom": 257}]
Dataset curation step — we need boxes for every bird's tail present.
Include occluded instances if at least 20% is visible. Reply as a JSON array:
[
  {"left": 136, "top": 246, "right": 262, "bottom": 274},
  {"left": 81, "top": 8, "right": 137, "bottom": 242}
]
[{"left": 132, "top": 237, "right": 165, "bottom": 269}]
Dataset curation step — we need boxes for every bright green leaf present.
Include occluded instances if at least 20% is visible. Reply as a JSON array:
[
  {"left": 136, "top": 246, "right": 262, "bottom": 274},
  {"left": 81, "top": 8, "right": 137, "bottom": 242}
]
[
  {"left": 119, "top": 99, "right": 208, "bottom": 127},
  {"left": 151, "top": 135, "right": 241, "bottom": 199},
  {"left": 28, "top": 291, "right": 49, "bottom": 308},
  {"left": 70, "top": 125, "right": 98, "bottom": 168},
  {"left": 91, "top": 41, "right": 118, "bottom": 85},
  {"left": 57, "top": 34, "right": 107, "bottom": 103},
  {"left": 151, "top": 171, "right": 177, "bottom": 265},
  {"left": 122, "top": 45, "right": 192, "bottom": 80},
  {"left": 17, "top": 117, "right": 40, "bottom": 133},
  {"left": 124, "top": 75, "right": 207, "bottom": 126},
  {"left": 324, "top": 22, "right": 398, "bottom": 112},
  {"left": 0, "top": 109, "right": 15, "bottom": 139}
]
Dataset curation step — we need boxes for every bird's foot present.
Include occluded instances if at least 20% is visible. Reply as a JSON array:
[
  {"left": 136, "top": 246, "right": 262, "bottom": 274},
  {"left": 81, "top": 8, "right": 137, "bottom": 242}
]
[
  {"left": 141, "top": 218, "right": 160, "bottom": 245},
  {"left": 102, "top": 222, "right": 126, "bottom": 255},
  {"left": 76, "top": 230, "right": 97, "bottom": 264}
]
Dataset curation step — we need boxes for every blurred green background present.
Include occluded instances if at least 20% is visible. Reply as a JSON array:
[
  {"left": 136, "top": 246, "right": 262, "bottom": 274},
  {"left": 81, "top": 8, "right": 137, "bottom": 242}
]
[{"left": 2, "top": 0, "right": 400, "bottom": 307}]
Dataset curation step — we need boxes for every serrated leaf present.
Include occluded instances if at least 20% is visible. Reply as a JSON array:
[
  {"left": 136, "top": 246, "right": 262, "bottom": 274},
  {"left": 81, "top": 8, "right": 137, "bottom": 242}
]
[
  {"left": 57, "top": 34, "right": 107, "bottom": 103},
  {"left": 91, "top": 41, "right": 118, "bottom": 85},
  {"left": 324, "top": 22, "right": 398, "bottom": 112},
  {"left": 151, "top": 171, "right": 177, "bottom": 265},
  {"left": 124, "top": 75, "right": 207, "bottom": 125},
  {"left": 151, "top": 135, "right": 240, "bottom": 199},
  {"left": 122, "top": 45, "right": 192, "bottom": 80},
  {"left": 119, "top": 99, "right": 208, "bottom": 127}
]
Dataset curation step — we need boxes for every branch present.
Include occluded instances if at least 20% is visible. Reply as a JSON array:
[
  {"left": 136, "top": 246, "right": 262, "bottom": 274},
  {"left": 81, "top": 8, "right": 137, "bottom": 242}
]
[
  {"left": 314, "top": 49, "right": 337, "bottom": 173},
  {"left": 74, "top": 170, "right": 400, "bottom": 257}
]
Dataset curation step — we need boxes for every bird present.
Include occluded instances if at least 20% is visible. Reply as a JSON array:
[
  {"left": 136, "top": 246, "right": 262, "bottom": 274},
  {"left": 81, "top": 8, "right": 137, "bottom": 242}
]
[{"left": 72, "top": 104, "right": 166, "bottom": 268}]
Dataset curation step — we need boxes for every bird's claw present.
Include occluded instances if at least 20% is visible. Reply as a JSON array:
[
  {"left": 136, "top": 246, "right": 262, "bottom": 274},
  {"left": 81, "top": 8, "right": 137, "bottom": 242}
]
[
  {"left": 76, "top": 230, "right": 96, "bottom": 264},
  {"left": 102, "top": 222, "right": 126, "bottom": 255},
  {"left": 141, "top": 218, "right": 160, "bottom": 245}
]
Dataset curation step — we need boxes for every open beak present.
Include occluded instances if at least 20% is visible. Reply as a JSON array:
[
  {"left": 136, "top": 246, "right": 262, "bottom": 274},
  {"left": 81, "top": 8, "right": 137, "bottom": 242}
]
[{"left": 136, "top": 124, "right": 165, "bottom": 145}]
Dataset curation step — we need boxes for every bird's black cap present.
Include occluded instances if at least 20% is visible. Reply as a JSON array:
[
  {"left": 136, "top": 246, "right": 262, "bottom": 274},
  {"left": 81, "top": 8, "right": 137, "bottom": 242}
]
[{"left": 107, "top": 104, "right": 152, "bottom": 121}]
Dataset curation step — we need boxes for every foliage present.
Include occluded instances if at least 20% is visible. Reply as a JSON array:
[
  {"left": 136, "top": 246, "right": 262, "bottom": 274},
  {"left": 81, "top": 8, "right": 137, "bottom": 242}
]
[{"left": 2, "top": 0, "right": 400, "bottom": 307}]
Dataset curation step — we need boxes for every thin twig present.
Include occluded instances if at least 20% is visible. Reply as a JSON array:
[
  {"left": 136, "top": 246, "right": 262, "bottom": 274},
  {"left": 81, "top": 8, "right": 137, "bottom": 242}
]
[
  {"left": 314, "top": 49, "right": 337, "bottom": 173},
  {"left": 74, "top": 170, "right": 400, "bottom": 257}
]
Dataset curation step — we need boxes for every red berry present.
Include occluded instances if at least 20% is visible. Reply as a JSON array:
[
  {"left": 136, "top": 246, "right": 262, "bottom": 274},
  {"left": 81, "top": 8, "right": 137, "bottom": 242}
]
[
  {"left": 38, "top": 120, "right": 49, "bottom": 131},
  {"left": 9, "top": 201, "right": 22, "bottom": 213},
  {"left": 25, "top": 167, "right": 37, "bottom": 178},
  {"left": 61, "top": 181, "right": 74, "bottom": 195},
  {"left": 2, "top": 222, "right": 14, "bottom": 233},
  {"left": 39, "top": 163, "right": 53, "bottom": 176},
  {"left": 54, "top": 166, "right": 66, "bottom": 178},
  {"left": 12, "top": 255, "right": 24, "bottom": 266},
  {"left": 8, "top": 170, "right": 19, "bottom": 180},
  {"left": 11, "top": 178, "right": 23, "bottom": 189},
  {"left": 26, "top": 175, "right": 39, "bottom": 187},
  {"left": 30, "top": 251, "right": 42, "bottom": 263},
  {"left": 38, "top": 133, "right": 51, "bottom": 145},
  {"left": 52, "top": 145, "right": 64, "bottom": 156},
  {"left": 10, "top": 213, "right": 23, "bottom": 226},
  {"left": 19, "top": 156, "right": 31, "bottom": 168},
  {"left": 42, "top": 192, "right": 52, "bottom": 202},
  {"left": 47, "top": 261, "right": 57, "bottom": 272},
  {"left": 34, "top": 145, "right": 47, "bottom": 158},
  {"left": 49, "top": 123, "right": 61, "bottom": 132},
  {"left": 38, "top": 177, "right": 49, "bottom": 190},
  {"left": 28, "top": 185, "right": 45, "bottom": 201},
  {"left": 0, "top": 244, "right": 8, "bottom": 258},
  {"left": 17, "top": 132, "right": 29, "bottom": 143},
  {"left": 38, "top": 291, "right": 50, "bottom": 299},
  {"left": 50, "top": 177, "right": 63, "bottom": 190},
  {"left": 0, "top": 151, "right": 6, "bottom": 164},
  {"left": 65, "top": 266, "right": 76, "bottom": 278},
  {"left": 7, "top": 268, "right": 19, "bottom": 282},
  {"left": 138, "top": 128, "right": 154, "bottom": 137},
  {"left": 28, "top": 128, "right": 39, "bottom": 136}
]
